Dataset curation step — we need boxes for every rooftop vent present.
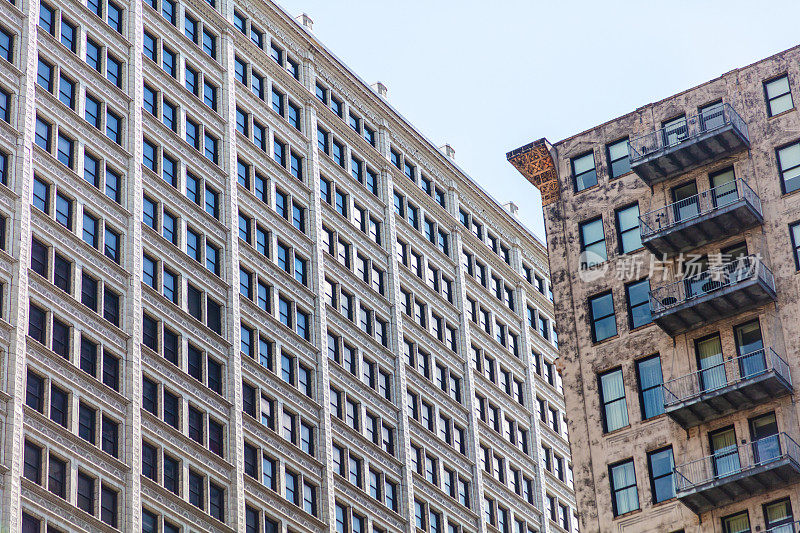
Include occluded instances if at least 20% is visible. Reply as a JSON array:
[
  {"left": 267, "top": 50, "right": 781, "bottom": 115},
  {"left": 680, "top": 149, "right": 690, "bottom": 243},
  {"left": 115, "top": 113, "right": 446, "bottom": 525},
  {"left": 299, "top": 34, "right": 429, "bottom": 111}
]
[
  {"left": 371, "top": 82, "right": 388, "bottom": 98},
  {"left": 439, "top": 144, "right": 456, "bottom": 160},
  {"left": 295, "top": 13, "right": 313, "bottom": 31},
  {"left": 503, "top": 202, "right": 519, "bottom": 217}
]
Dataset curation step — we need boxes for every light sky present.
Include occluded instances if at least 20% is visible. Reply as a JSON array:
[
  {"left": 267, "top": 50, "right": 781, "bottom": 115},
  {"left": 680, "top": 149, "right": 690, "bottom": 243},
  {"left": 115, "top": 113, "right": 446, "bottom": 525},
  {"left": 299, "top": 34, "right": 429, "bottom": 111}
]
[{"left": 276, "top": 0, "right": 800, "bottom": 240}]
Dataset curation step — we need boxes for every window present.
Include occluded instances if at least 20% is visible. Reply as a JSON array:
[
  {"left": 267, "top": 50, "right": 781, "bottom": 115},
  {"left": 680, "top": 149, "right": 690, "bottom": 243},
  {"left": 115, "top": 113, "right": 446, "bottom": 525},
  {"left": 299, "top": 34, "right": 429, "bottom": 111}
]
[
  {"left": 778, "top": 141, "right": 800, "bottom": 194},
  {"left": 722, "top": 512, "right": 750, "bottom": 533},
  {"left": 636, "top": 355, "right": 664, "bottom": 419},
  {"left": 100, "top": 485, "right": 118, "bottom": 527},
  {"left": 57, "top": 133, "right": 74, "bottom": 167},
  {"left": 607, "top": 138, "right": 631, "bottom": 178},
  {"left": 77, "top": 472, "right": 95, "bottom": 514},
  {"left": 791, "top": 221, "right": 800, "bottom": 270},
  {"left": 599, "top": 368, "right": 628, "bottom": 432},
  {"left": 105, "top": 227, "right": 120, "bottom": 263},
  {"left": 579, "top": 217, "right": 606, "bottom": 267},
  {"left": 625, "top": 279, "right": 651, "bottom": 329},
  {"left": 589, "top": 291, "right": 616, "bottom": 342},
  {"left": 647, "top": 447, "right": 674, "bottom": 503},
  {"left": 764, "top": 498, "right": 793, "bottom": 532},
  {"left": 107, "top": 2, "right": 123, "bottom": 33},
  {"left": 82, "top": 212, "right": 98, "bottom": 248},
  {"left": 35, "top": 117, "right": 51, "bottom": 151},
  {"left": 765, "top": 75, "right": 793, "bottom": 117},
  {"left": 609, "top": 459, "right": 639, "bottom": 516},
  {"left": 59, "top": 74, "right": 75, "bottom": 108},
  {"left": 86, "top": 38, "right": 102, "bottom": 71},
  {"left": 572, "top": 151, "right": 597, "bottom": 191},
  {"left": 37, "top": 57, "right": 53, "bottom": 90},
  {"left": 23, "top": 440, "right": 42, "bottom": 484},
  {"left": 40, "top": 3, "right": 56, "bottom": 34},
  {"left": 49, "top": 455, "right": 67, "bottom": 498},
  {"left": 615, "top": 204, "right": 642, "bottom": 254}
]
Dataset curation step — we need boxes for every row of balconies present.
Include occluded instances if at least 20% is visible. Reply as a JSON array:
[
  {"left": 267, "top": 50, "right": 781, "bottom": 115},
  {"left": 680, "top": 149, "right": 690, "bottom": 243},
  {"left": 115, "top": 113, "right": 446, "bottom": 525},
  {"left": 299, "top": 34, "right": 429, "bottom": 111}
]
[{"left": 625, "top": 105, "right": 800, "bottom": 514}]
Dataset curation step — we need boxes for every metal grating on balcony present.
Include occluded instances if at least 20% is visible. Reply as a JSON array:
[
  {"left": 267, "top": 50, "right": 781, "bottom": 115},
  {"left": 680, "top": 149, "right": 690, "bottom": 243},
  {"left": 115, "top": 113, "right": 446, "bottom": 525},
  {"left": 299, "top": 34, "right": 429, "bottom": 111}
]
[
  {"left": 649, "top": 255, "right": 776, "bottom": 336},
  {"left": 639, "top": 179, "right": 763, "bottom": 257},
  {"left": 662, "top": 348, "right": 792, "bottom": 428},
  {"left": 629, "top": 104, "right": 750, "bottom": 186},
  {"left": 674, "top": 432, "right": 800, "bottom": 514}
]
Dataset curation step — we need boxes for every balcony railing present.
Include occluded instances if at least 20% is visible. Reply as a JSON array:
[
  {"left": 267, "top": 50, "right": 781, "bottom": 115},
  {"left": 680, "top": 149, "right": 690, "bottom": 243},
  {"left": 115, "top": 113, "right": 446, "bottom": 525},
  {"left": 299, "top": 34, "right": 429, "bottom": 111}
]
[
  {"left": 639, "top": 179, "right": 762, "bottom": 239},
  {"left": 629, "top": 103, "right": 749, "bottom": 162},
  {"left": 628, "top": 103, "right": 750, "bottom": 185},
  {"left": 662, "top": 347, "right": 791, "bottom": 412},
  {"left": 650, "top": 255, "right": 774, "bottom": 314},
  {"left": 674, "top": 432, "right": 800, "bottom": 493}
]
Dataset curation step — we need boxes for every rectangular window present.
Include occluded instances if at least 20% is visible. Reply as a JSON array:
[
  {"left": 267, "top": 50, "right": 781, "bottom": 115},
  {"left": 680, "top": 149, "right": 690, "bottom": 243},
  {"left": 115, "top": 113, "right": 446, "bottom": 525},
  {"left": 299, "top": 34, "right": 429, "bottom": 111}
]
[
  {"left": 48, "top": 455, "right": 67, "bottom": 498},
  {"left": 589, "top": 291, "right": 617, "bottom": 342},
  {"left": 647, "top": 447, "right": 674, "bottom": 503},
  {"left": 61, "top": 19, "right": 77, "bottom": 52},
  {"left": 77, "top": 472, "right": 95, "bottom": 514},
  {"left": 609, "top": 459, "right": 639, "bottom": 516},
  {"left": 790, "top": 221, "right": 800, "bottom": 270},
  {"left": 599, "top": 368, "right": 628, "bottom": 432},
  {"left": 23, "top": 440, "right": 42, "bottom": 484},
  {"left": 579, "top": 217, "right": 607, "bottom": 267},
  {"left": 778, "top": 142, "right": 800, "bottom": 194},
  {"left": 56, "top": 75, "right": 75, "bottom": 110},
  {"left": 722, "top": 512, "right": 750, "bottom": 533},
  {"left": 615, "top": 204, "right": 642, "bottom": 254},
  {"left": 765, "top": 75, "right": 793, "bottom": 117},
  {"left": 607, "top": 138, "right": 631, "bottom": 178},
  {"left": 625, "top": 278, "right": 652, "bottom": 329},
  {"left": 636, "top": 355, "right": 664, "bottom": 419},
  {"left": 572, "top": 151, "right": 597, "bottom": 191}
]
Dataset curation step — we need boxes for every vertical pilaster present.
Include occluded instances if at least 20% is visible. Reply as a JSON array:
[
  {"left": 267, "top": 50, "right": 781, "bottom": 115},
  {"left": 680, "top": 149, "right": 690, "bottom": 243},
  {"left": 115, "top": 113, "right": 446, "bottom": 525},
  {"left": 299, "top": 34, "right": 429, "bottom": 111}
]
[
  {"left": 449, "top": 219, "right": 488, "bottom": 533},
  {"left": 302, "top": 56, "right": 337, "bottom": 533},
  {"left": 218, "top": 0, "right": 246, "bottom": 528},
  {"left": 514, "top": 269, "right": 551, "bottom": 533},
  {"left": 123, "top": 0, "right": 145, "bottom": 527},
  {"left": 3, "top": 0, "right": 39, "bottom": 527},
  {"left": 376, "top": 120, "right": 416, "bottom": 532}
]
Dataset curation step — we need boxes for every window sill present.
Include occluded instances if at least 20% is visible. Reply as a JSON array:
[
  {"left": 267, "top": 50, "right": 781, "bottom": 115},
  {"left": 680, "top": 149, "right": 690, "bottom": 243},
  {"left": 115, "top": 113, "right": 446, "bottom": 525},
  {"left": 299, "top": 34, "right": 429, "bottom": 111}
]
[
  {"left": 592, "top": 334, "right": 619, "bottom": 346},
  {"left": 574, "top": 181, "right": 602, "bottom": 196},
  {"left": 780, "top": 185, "right": 800, "bottom": 200},
  {"left": 649, "top": 497, "right": 678, "bottom": 509},
  {"left": 602, "top": 424, "right": 631, "bottom": 437},
  {"left": 768, "top": 107, "right": 796, "bottom": 121},
  {"left": 609, "top": 170, "right": 635, "bottom": 181},
  {"left": 613, "top": 508, "right": 642, "bottom": 520},
  {"left": 628, "top": 322, "right": 655, "bottom": 335}
]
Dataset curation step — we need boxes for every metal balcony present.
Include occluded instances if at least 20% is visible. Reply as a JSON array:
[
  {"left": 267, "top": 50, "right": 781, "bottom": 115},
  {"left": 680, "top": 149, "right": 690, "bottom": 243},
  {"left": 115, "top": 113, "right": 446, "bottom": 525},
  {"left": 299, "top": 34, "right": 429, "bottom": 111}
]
[
  {"left": 639, "top": 179, "right": 763, "bottom": 257},
  {"left": 649, "top": 255, "right": 776, "bottom": 336},
  {"left": 629, "top": 104, "right": 750, "bottom": 186},
  {"left": 662, "top": 348, "right": 792, "bottom": 428},
  {"left": 674, "top": 433, "right": 800, "bottom": 514}
]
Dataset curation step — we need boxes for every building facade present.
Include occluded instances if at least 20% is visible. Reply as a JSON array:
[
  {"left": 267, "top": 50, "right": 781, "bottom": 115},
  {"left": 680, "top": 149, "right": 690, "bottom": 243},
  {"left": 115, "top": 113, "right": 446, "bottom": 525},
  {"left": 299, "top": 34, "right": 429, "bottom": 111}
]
[
  {"left": 509, "top": 45, "right": 800, "bottom": 533},
  {"left": 0, "top": 0, "right": 576, "bottom": 531}
]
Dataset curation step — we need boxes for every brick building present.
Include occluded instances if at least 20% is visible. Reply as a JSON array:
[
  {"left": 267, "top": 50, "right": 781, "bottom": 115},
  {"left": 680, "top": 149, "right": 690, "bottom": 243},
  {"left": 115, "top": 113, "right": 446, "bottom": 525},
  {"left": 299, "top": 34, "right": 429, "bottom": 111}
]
[{"left": 509, "top": 45, "right": 800, "bottom": 533}]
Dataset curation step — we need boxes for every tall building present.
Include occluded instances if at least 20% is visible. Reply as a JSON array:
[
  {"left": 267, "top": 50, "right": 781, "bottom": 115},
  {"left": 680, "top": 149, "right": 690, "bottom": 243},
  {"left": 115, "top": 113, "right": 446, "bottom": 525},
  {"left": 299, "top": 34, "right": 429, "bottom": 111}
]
[
  {"left": 508, "top": 45, "right": 800, "bottom": 533},
  {"left": 0, "top": 0, "right": 576, "bottom": 531}
]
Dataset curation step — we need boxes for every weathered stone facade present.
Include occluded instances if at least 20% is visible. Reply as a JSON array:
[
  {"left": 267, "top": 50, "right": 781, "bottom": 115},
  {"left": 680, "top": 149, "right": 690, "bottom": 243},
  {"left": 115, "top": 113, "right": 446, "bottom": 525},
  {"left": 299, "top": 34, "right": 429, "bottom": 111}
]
[
  {"left": 510, "top": 45, "right": 800, "bottom": 533},
  {"left": 0, "top": 0, "right": 576, "bottom": 531}
]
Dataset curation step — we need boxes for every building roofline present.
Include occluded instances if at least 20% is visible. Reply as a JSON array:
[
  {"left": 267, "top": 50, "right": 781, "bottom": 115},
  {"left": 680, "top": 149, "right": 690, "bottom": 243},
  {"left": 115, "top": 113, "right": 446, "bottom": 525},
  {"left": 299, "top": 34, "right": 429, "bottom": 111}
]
[
  {"left": 548, "top": 42, "right": 800, "bottom": 147},
  {"left": 271, "top": 1, "right": 548, "bottom": 254}
]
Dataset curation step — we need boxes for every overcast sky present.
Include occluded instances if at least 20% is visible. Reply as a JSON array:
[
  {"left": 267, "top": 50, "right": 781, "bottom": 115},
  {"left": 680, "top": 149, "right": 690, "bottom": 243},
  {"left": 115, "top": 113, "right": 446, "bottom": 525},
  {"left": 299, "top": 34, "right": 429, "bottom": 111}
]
[{"left": 276, "top": 0, "right": 800, "bottom": 240}]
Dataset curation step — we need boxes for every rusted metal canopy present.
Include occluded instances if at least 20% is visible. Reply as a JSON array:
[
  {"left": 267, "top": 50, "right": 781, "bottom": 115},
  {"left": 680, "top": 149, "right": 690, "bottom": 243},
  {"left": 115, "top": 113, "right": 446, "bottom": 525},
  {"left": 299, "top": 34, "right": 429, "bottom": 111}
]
[{"left": 506, "top": 138, "right": 558, "bottom": 206}]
